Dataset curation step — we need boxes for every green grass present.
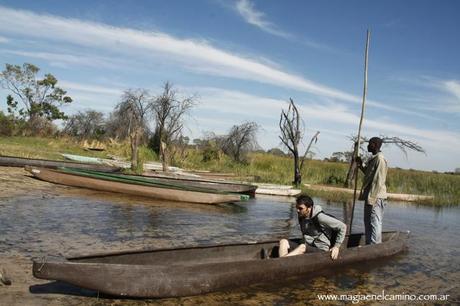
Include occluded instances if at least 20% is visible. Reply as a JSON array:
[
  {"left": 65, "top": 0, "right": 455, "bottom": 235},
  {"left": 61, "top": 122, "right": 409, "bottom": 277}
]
[
  {"left": 0, "top": 136, "right": 158, "bottom": 174},
  {"left": 177, "top": 151, "right": 460, "bottom": 206},
  {"left": 1, "top": 136, "right": 459, "bottom": 206}
]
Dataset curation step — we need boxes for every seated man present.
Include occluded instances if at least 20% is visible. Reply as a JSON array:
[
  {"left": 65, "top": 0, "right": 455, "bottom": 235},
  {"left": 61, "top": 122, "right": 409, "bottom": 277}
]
[{"left": 279, "top": 194, "right": 347, "bottom": 260}]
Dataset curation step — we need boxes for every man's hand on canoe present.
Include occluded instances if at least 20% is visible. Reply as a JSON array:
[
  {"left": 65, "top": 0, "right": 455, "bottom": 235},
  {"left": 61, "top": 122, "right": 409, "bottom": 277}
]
[{"left": 330, "top": 246, "right": 340, "bottom": 260}]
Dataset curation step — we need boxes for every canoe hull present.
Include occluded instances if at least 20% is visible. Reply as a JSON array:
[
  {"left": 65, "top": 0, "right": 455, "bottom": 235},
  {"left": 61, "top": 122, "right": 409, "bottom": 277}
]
[
  {"left": 136, "top": 173, "right": 256, "bottom": 197},
  {"left": 29, "top": 168, "right": 241, "bottom": 204},
  {"left": 32, "top": 231, "right": 409, "bottom": 298}
]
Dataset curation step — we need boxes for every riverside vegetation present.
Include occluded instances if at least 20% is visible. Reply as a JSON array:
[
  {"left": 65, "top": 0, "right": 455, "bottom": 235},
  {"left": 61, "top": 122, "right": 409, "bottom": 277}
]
[{"left": 1, "top": 136, "right": 459, "bottom": 206}]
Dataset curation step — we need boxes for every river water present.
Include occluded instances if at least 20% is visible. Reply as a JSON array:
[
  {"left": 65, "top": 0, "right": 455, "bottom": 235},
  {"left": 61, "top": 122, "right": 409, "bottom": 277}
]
[{"left": 0, "top": 191, "right": 458, "bottom": 305}]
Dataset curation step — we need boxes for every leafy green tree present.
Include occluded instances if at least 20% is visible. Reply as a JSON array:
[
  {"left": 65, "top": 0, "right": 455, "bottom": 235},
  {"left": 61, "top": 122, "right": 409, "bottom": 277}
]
[
  {"left": 0, "top": 109, "right": 15, "bottom": 136},
  {"left": 0, "top": 63, "right": 72, "bottom": 121}
]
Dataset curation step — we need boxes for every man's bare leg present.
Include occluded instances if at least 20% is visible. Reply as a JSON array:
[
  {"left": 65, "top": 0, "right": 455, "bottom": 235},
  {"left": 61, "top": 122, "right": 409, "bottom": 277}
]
[
  {"left": 279, "top": 239, "right": 306, "bottom": 257},
  {"left": 279, "top": 239, "right": 290, "bottom": 257},
  {"left": 285, "top": 244, "right": 306, "bottom": 257}
]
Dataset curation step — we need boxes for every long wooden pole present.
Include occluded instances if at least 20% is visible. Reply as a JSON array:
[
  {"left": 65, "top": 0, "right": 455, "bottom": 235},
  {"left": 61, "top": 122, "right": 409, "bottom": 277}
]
[{"left": 349, "top": 30, "right": 370, "bottom": 233}]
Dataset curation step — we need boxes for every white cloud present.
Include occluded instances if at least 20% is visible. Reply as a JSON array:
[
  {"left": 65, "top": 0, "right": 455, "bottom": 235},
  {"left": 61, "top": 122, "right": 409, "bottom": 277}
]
[
  {"left": 0, "top": 5, "right": 419, "bottom": 117},
  {"left": 444, "top": 80, "right": 460, "bottom": 101},
  {"left": 184, "top": 86, "right": 460, "bottom": 151},
  {"left": 191, "top": 87, "right": 283, "bottom": 119},
  {"left": 0, "top": 49, "right": 123, "bottom": 70},
  {"left": 235, "top": 0, "right": 291, "bottom": 39},
  {"left": 0, "top": 36, "right": 8, "bottom": 43},
  {"left": 389, "top": 75, "right": 460, "bottom": 114},
  {"left": 59, "top": 81, "right": 124, "bottom": 96}
]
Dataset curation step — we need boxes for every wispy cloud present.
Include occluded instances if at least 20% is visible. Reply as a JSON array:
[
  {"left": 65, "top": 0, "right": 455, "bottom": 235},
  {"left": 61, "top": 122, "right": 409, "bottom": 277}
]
[
  {"left": 438, "top": 80, "right": 460, "bottom": 113},
  {"left": 59, "top": 81, "right": 124, "bottom": 96},
  {"left": 444, "top": 80, "right": 460, "bottom": 100},
  {"left": 232, "top": 0, "right": 337, "bottom": 53},
  {"left": 185, "top": 86, "right": 460, "bottom": 151},
  {"left": 0, "top": 6, "right": 434, "bottom": 120},
  {"left": 55, "top": 81, "right": 124, "bottom": 112},
  {"left": 234, "top": 0, "right": 291, "bottom": 39},
  {"left": 0, "top": 49, "right": 123, "bottom": 70},
  {"left": 0, "top": 36, "right": 8, "bottom": 43},
  {"left": 0, "top": 7, "right": 354, "bottom": 104},
  {"left": 390, "top": 75, "right": 460, "bottom": 114}
]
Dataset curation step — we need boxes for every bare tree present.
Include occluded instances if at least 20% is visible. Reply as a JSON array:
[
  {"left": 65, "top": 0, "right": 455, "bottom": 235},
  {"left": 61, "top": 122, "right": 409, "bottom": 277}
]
[
  {"left": 344, "top": 135, "right": 425, "bottom": 188},
  {"left": 115, "top": 89, "right": 153, "bottom": 171},
  {"left": 63, "top": 110, "right": 105, "bottom": 140},
  {"left": 105, "top": 108, "right": 150, "bottom": 142},
  {"left": 279, "top": 98, "right": 319, "bottom": 186},
  {"left": 221, "top": 121, "right": 259, "bottom": 163},
  {"left": 152, "top": 82, "right": 196, "bottom": 171}
]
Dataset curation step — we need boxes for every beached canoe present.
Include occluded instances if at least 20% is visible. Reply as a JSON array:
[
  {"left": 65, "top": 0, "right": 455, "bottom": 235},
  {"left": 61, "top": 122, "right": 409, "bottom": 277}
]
[
  {"left": 63, "top": 153, "right": 184, "bottom": 172},
  {"left": 32, "top": 231, "right": 409, "bottom": 298},
  {"left": 0, "top": 155, "right": 120, "bottom": 172},
  {"left": 137, "top": 173, "right": 257, "bottom": 197},
  {"left": 61, "top": 153, "right": 104, "bottom": 164},
  {"left": 27, "top": 167, "right": 244, "bottom": 204},
  {"left": 255, "top": 187, "right": 301, "bottom": 197}
]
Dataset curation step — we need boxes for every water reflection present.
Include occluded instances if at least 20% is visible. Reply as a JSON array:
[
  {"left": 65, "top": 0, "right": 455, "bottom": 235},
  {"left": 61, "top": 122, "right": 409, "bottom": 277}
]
[{"left": 0, "top": 192, "right": 459, "bottom": 304}]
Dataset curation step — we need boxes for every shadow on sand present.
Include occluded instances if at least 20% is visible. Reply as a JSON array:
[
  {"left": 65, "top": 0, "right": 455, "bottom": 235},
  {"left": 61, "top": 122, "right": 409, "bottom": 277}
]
[{"left": 29, "top": 281, "right": 100, "bottom": 298}]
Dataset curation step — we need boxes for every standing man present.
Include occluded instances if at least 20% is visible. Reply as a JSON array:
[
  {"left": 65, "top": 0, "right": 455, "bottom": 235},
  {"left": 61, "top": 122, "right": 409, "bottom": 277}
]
[{"left": 356, "top": 137, "right": 388, "bottom": 244}]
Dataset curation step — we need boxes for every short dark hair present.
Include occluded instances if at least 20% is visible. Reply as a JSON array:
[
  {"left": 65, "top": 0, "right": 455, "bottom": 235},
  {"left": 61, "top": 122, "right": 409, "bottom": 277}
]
[
  {"left": 369, "top": 137, "right": 383, "bottom": 150},
  {"left": 296, "top": 194, "right": 314, "bottom": 208}
]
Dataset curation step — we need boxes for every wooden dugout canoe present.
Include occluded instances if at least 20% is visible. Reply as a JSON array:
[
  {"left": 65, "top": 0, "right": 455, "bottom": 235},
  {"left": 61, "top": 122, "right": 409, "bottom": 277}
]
[
  {"left": 32, "top": 231, "right": 409, "bottom": 298},
  {"left": 136, "top": 173, "right": 257, "bottom": 197},
  {"left": 28, "top": 167, "right": 244, "bottom": 204},
  {"left": 0, "top": 155, "right": 120, "bottom": 172}
]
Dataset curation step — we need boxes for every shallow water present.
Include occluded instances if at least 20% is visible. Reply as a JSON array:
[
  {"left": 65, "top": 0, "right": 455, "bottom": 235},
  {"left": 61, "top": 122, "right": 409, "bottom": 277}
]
[{"left": 0, "top": 191, "right": 458, "bottom": 304}]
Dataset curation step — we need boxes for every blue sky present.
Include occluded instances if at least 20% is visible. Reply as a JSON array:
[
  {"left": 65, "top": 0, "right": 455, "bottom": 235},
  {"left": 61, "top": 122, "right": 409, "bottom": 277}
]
[{"left": 0, "top": 0, "right": 459, "bottom": 172}]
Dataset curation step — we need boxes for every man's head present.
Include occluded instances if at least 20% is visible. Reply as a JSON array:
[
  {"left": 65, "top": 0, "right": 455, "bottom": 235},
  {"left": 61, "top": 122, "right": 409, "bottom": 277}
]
[
  {"left": 367, "top": 137, "right": 383, "bottom": 154},
  {"left": 296, "top": 194, "right": 314, "bottom": 218}
]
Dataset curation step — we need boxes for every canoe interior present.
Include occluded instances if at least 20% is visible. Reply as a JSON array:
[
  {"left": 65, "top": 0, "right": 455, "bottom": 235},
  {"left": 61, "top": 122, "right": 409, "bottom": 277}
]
[
  {"left": 123, "top": 173, "right": 257, "bottom": 196},
  {"left": 68, "top": 231, "right": 403, "bottom": 267}
]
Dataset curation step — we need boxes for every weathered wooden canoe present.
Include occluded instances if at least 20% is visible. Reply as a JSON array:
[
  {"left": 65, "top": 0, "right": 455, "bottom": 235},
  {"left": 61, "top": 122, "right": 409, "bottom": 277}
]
[
  {"left": 61, "top": 153, "right": 104, "bottom": 164},
  {"left": 63, "top": 153, "right": 184, "bottom": 172},
  {"left": 32, "top": 231, "right": 409, "bottom": 298},
  {"left": 28, "top": 167, "right": 245, "bottom": 204},
  {"left": 0, "top": 155, "right": 120, "bottom": 172},
  {"left": 136, "top": 173, "right": 257, "bottom": 197},
  {"left": 255, "top": 187, "right": 301, "bottom": 197}
]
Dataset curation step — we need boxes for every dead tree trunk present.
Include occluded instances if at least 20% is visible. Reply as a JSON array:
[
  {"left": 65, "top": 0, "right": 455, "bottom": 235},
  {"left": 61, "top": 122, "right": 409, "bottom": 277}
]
[
  {"left": 279, "top": 98, "right": 302, "bottom": 187},
  {"left": 130, "top": 127, "right": 142, "bottom": 171},
  {"left": 344, "top": 141, "right": 358, "bottom": 188}
]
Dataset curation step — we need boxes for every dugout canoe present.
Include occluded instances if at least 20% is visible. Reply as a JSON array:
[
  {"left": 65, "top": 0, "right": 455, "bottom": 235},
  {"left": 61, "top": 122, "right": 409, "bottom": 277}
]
[
  {"left": 137, "top": 173, "right": 257, "bottom": 197},
  {"left": 32, "top": 231, "right": 409, "bottom": 298},
  {"left": 0, "top": 155, "right": 120, "bottom": 172},
  {"left": 63, "top": 153, "right": 184, "bottom": 172},
  {"left": 27, "top": 167, "right": 245, "bottom": 204},
  {"left": 61, "top": 153, "right": 104, "bottom": 164}
]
